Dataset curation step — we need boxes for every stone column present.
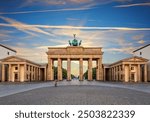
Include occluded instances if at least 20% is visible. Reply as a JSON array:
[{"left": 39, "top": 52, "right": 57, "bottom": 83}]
[
  {"left": 122, "top": 64, "right": 125, "bottom": 82},
  {"left": 8, "top": 64, "right": 12, "bottom": 82},
  {"left": 38, "top": 68, "right": 41, "bottom": 81},
  {"left": 58, "top": 58, "right": 62, "bottom": 81},
  {"left": 137, "top": 64, "right": 141, "bottom": 82},
  {"left": 129, "top": 64, "right": 131, "bottom": 82},
  {"left": 2, "top": 64, "right": 5, "bottom": 82},
  {"left": 24, "top": 64, "right": 27, "bottom": 82},
  {"left": 79, "top": 58, "right": 83, "bottom": 81},
  {"left": 31, "top": 65, "right": 33, "bottom": 81},
  {"left": 111, "top": 67, "right": 113, "bottom": 81},
  {"left": 114, "top": 67, "right": 116, "bottom": 81},
  {"left": 33, "top": 66, "right": 36, "bottom": 80},
  {"left": 44, "top": 67, "right": 47, "bottom": 81},
  {"left": 67, "top": 58, "right": 71, "bottom": 81},
  {"left": 88, "top": 58, "right": 92, "bottom": 81},
  {"left": 96, "top": 58, "right": 102, "bottom": 81},
  {"left": 116, "top": 66, "right": 117, "bottom": 81},
  {"left": 104, "top": 68, "right": 106, "bottom": 81},
  {"left": 144, "top": 64, "right": 148, "bottom": 82},
  {"left": 18, "top": 64, "right": 20, "bottom": 82},
  {"left": 118, "top": 66, "right": 119, "bottom": 81},
  {"left": 35, "top": 67, "right": 38, "bottom": 81},
  {"left": 110, "top": 68, "right": 112, "bottom": 81},
  {"left": 47, "top": 58, "right": 54, "bottom": 81},
  {"left": 119, "top": 65, "right": 121, "bottom": 81},
  {"left": 96, "top": 59, "right": 100, "bottom": 80}
]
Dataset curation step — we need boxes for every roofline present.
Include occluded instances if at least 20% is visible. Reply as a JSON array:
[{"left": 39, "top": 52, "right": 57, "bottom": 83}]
[
  {"left": 0, "top": 44, "right": 17, "bottom": 53},
  {"left": 133, "top": 44, "right": 150, "bottom": 52},
  {"left": 1, "top": 56, "right": 40, "bottom": 66},
  {"left": 110, "top": 56, "right": 149, "bottom": 66},
  {"left": 48, "top": 46, "right": 102, "bottom": 49}
]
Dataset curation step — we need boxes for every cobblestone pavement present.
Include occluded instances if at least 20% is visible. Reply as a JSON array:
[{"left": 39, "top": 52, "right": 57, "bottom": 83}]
[{"left": 0, "top": 80, "right": 150, "bottom": 105}]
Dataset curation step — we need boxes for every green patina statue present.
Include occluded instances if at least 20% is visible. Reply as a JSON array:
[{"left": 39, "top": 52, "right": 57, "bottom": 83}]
[{"left": 69, "top": 34, "right": 82, "bottom": 46}]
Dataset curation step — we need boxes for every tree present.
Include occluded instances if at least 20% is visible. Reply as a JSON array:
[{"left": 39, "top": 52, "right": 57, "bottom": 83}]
[
  {"left": 53, "top": 66, "right": 75, "bottom": 80},
  {"left": 83, "top": 67, "right": 97, "bottom": 80}
]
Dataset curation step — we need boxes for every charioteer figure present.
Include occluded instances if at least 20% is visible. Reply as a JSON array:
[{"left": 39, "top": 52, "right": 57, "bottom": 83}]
[{"left": 68, "top": 34, "right": 82, "bottom": 46}]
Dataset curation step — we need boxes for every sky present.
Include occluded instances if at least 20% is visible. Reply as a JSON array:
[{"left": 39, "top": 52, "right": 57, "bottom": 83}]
[{"left": 0, "top": 0, "right": 150, "bottom": 66}]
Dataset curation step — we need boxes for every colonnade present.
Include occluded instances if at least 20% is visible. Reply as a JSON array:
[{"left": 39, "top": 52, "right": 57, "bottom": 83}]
[
  {"left": 110, "top": 63, "right": 147, "bottom": 82},
  {"left": 47, "top": 58, "right": 103, "bottom": 81},
  {"left": 1, "top": 63, "right": 40, "bottom": 82}
]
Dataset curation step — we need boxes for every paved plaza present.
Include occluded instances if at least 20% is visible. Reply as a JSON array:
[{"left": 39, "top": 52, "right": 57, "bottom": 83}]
[{"left": 0, "top": 80, "right": 150, "bottom": 105}]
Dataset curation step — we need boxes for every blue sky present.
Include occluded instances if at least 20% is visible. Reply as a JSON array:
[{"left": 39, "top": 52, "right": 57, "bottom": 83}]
[{"left": 0, "top": 0, "right": 150, "bottom": 64}]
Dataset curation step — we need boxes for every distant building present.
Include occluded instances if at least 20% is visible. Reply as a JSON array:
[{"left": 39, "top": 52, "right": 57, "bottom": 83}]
[
  {"left": 0, "top": 44, "right": 17, "bottom": 81},
  {"left": 133, "top": 44, "right": 150, "bottom": 81},
  {"left": 0, "top": 56, "right": 46, "bottom": 82},
  {"left": 107, "top": 56, "right": 149, "bottom": 82}
]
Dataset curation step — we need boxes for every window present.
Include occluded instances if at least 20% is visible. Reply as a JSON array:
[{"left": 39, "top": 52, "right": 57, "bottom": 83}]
[
  {"left": 131, "top": 67, "right": 134, "bottom": 70},
  {"left": 140, "top": 52, "right": 142, "bottom": 55},
  {"left": 131, "top": 74, "right": 134, "bottom": 81},
  {"left": 7, "top": 52, "right": 10, "bottom": 55},
  {"left": 15, "top": 73, "right": 18, "bottom": 80},
  {"left": 121, "top": 74, "right": 123, "bottom": 80},
  {"left": 15, "top": 67, "right": 18, "bottom": 70}
]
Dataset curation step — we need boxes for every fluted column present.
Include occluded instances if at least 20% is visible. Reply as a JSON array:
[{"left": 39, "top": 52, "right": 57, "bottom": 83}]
[
  {"left": 96, "top": 59, "right": 99, "bottom": 80},
  {"left": 2, "top": 64, "right": 5, "bottom": 82},
  {"left": 114, "top": 67, "right": 115, "bottom": 81},
  {"left": 122, "top": 64, "right": 125, "bottom": 82},
  {"left": 129, "top": 64, "right": 131, "bottom": 82},
  {"left": 144, "top": 64, "right": 147, "bottom": 82},
  {"left": 44, "top": 67, "right": 47, "bottom": 81},
  {"left": 38, "top": 68, "right": 41, "bottom": 81},
  {"left": 47, "top": 58, "right": 54, "bottom": 81},
  {"left": 96, "top": 58, "right": 103, "bottom": 81},
  {"left": 79, "top": 58, "right": 83, "bottom": 81},
  {"left": 18, "top": 64, "right": 20, "bottom": 82},
  {"left": 88, "top": 58, "right": 92, "bottom": 81},
  {"left": 8, "top": 64, "right": 12, "bottom": 82},
  {"left": 104, "top": 67, "right": 106, "bottom": 81},
  {"left": 119, "top": 65, "right": 121, "bottom": 81},
  {"left": 137, "top": 64, "right": 141, "bottom": 82},
  {"left": 67, "top": 58, "right": 71, "bottom": 81},
  {"left": 24, "top": 64, "right": 27, "bottom": 82},
  {"left": 58, "top": 58, "right": 62, "bottom": 81}
]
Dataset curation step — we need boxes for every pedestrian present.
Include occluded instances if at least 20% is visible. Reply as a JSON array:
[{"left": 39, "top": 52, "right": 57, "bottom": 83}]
[{"left": 54, "top": 80, "right": 57, "bottom": 87}]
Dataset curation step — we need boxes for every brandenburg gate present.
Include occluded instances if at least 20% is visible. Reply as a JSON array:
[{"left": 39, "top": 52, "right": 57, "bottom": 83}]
[{"left": 46, "top": 35, "right": 103, "bottom": 81}]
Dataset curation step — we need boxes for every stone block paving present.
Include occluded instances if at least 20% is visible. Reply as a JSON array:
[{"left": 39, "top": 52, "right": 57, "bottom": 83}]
[{"left": 0, "top": 80, "right": 150, "bottom": 105}]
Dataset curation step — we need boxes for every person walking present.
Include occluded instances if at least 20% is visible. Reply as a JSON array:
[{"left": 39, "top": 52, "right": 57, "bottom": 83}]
[{"left": 55, "top": 80, "right": 58, "bottom": 87}]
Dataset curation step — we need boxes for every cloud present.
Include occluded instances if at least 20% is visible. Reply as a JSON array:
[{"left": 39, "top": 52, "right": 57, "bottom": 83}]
[
  {"left": 0, "top": 16, "right": 54, "bottom": 37},
  {"left": 1, "top": 22, "right": 150, "bottom": 31},
  {"left": 67, "top": 17, "right": 96, "bottom": 22},
  {"left": 132, "top": 34, "right": 144, "bottom": 40},
  {"left": 13, "top": 46, "right": 47, "bottom": 63},
  {"left": 67, "top": 18, "right": 80, "bottom": 21},
  {"left": 104, "top": 47, "right": 135, "bottom": 54},
  {"left": 115, "top": 2, "right": 150, "bottom": 7},
  {"left": 21, "top": 0, "right": 93, "bottom": 6},
  {"left": 0, "top": 0, "right": 134, "bottom": 15},
  {"left": 0, "top": 7, "right": 92, "bottom": 15},
  {"left": 138, "top": 40, "right": 145, "bottom": 44}
]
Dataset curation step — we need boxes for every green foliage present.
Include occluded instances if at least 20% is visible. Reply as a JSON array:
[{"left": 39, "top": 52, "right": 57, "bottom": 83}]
[
  {"left": 83, "top": 67, "right": 97, "bottom": 80},
  {"left": 53, "top": 67, "right": 75, "bottom": 80}
]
